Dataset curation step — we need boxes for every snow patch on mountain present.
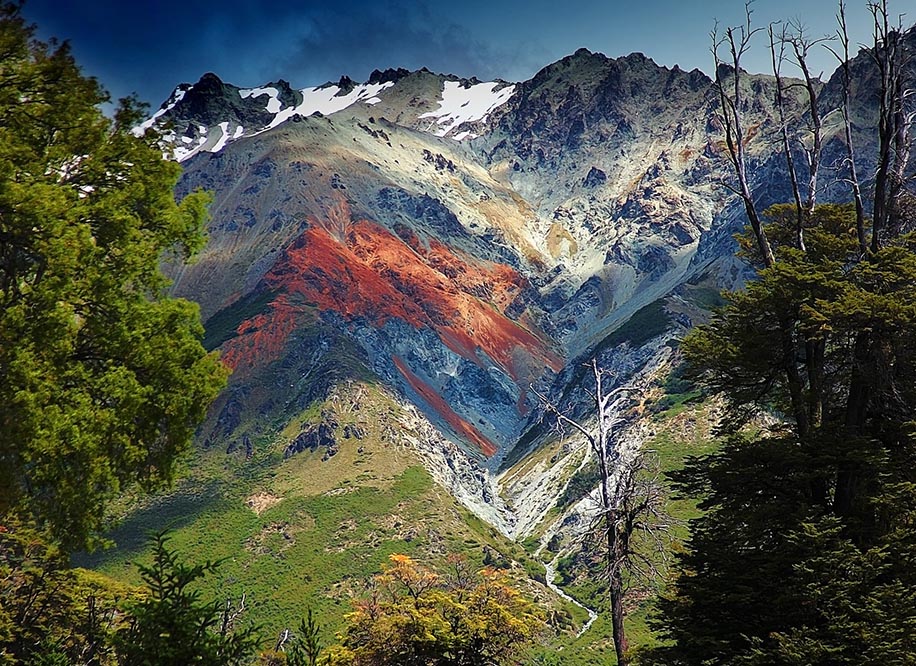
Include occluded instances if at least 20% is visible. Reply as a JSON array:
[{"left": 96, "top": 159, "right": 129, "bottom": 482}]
[
  {"left": 453, "top": 130, "right": 477, "bottom": 141},
  {"left": 143, "top": 72, "right": 518, "bottom": 161},
  {"left": 171, "top": 126, "right": 208, "bottom": 161},
  {"left": 132, "top": 86, "right": 188, "bottom": 136},
  {"left": 266, "top": 81, "right": 394, "bottom": 129},
  {"left": 210, "top": 121, "right": 232, "bottom": 152},
  {"left": 147, "top": 78, "right": 397, "bottom": 161},
  {"left": 419, "top": 81, "right": 515, "bottom": 138},
  {"left": 239, "top": 86, "right": 282, "bottom": 113}
]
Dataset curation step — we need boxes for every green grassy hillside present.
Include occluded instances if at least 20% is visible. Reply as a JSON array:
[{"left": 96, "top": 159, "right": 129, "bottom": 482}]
[
  {"left": 78, "top": 351, "right": 724, "bottom": 664},
  {"left": 79, "top": 381, "right": 585, "bottom": 647}
]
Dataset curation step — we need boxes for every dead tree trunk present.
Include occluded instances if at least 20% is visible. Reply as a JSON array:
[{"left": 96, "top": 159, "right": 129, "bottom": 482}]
[
  {"left": 770, "top": 23, "right": 806, "bottom": 251},
  {"left": 713, "top": 11, "right": 775, "bottom": 268},
  {"left": 833, "top": 1, "right": 868, "bottom": 254},
  {"left": 534, "top": 361, "right": 668, "bottom": 666}
]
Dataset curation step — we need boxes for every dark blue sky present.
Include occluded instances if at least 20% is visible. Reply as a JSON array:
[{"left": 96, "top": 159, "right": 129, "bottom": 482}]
[{"left": 24, "top": 1, "right": 884, "bottom": 110}]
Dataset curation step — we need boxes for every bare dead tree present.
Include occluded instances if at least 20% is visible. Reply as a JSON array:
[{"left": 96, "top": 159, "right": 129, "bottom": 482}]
[
  {"left": 868, "top": 0, "right": 915, "bottom": 249},
  {"left": 788, "top": 23, "right": 828, "bottom": 219},
  {"left": 219, "top": 592, "right": 248, "bottom": 641},
  {"left": 275, "top": 627, "right": 292, "bottom": 652},
  {"left": 770, "top": 22, "right": 807, "bottom": 251},
  {"left": 711, "top": 0, "right": 915, "bottom": 516},
  {"left": 591, "top": 446, "right": 671, "bottom": 588},
  {"left": 533, "top": 360, "right": 669, "bottom": 666},
  {"left": 827, "top": 1, "right": 869, "bottom": 254},
  {"left": 769, "top": 20, "right": 829, "bottom": 253},
  {"left": 712, "top": 5, "right": 775, "bottom": 267},
  {"left": 871, "top": 0, "right": 895, "bottom": 249}
]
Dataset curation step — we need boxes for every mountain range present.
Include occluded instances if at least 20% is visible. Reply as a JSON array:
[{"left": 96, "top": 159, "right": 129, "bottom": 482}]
[{"left": 89, "top": 27, "right": 916, "bottom": 649}]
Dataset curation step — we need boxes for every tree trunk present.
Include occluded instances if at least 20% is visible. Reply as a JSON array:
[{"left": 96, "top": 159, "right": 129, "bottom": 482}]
[
  {"left": 836, "top": 331, "right": 871, "bottom": 517},
  {"left": 600, "top": 462, "right": 629, "bottom": 665},
  {"left": 609, "top": 562, "right": 629, "bottom": 666},
  {"left": 780, "top": 316, "right": 808, "bottom": 438}
]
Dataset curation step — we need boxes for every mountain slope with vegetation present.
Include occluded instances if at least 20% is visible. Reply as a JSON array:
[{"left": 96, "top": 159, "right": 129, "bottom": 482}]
[{"left": 4, "top": 1, "right": 916, "bottom": 664}]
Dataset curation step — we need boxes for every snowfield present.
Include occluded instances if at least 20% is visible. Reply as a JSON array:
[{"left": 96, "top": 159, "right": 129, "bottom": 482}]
[
  {"left": 419, "top": 81, "right": 515, "bottom": 138},
  {"left": 265, "top": 81, "right": 394, "bottom": 129}
]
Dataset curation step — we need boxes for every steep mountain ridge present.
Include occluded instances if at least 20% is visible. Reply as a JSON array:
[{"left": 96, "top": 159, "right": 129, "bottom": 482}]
[
  {"left": 142, "top": 36, "right": 913, "bottom": 535},
  {"left": 144, "top": 68, "right": 517, "bottom": 163},
  {"left": 77, "top": 36, "right": 916, "bottom": 654}
]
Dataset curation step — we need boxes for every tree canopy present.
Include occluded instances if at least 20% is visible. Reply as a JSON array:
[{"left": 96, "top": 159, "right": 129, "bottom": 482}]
[
  {"left": 115, "top": 531, "right": 260, "bottom": 666},
  {"left": 647, "top": 204, "right": 916, "bottom": 664},
  {"left": 645, "top": 1, "right": 916, "bottom": 658},
  {"left": 328, "top": 554, "right": 543, "bottom": 666},
  {"left": 646, "top": 0, "right": 916, "bottom": 666},
  {"left": 0, "top": 3, "right": 227, "bottom": 551}
]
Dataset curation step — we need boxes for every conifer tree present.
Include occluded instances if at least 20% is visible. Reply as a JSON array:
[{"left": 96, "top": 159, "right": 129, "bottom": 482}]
[
  {"left": 0, "top": 3, "right": 228, "bottom": 551},
  {"left": 646, "top": 2, "right": 916, "bottom": 662},
  {"left": 287, "top": 608, "right": 323, "bottom": 666},
  {"left": 649, "top": 204, "right": 916, "bottom": 664},
  {"left": 115, "top": 532, "right": 260, "bottom": 666}
]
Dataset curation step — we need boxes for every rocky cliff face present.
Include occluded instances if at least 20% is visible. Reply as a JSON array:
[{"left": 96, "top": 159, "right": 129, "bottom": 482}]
[{"left": 143, "top": 31, "right": 914, "bottom": 529}]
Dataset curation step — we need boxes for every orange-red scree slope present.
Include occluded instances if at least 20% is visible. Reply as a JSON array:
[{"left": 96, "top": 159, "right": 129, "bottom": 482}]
[
  {"left": 392, "top": 355, "right": 497, "bottom": 457},
  {"left": 221, "top": 202, "right": 564, "bottom": 453},
  {"left": 267, "top": 206, "right": 560, "bottom": 375}
]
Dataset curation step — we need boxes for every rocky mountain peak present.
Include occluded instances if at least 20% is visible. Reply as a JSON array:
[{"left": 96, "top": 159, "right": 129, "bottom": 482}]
[
  {"left": 130, "top": 33, "right": 916, "bottom": 579},
  {"left": 818, "top": 23, "right": 916, "bottom": 111},
  {"left": 196, "top": 71, "right": 224, "bottom": 86},
  {"left": 335, "top": 75, "right": 357, "bottom": 95},
  {"left": 368, "top": 67, "right": 412, "bottom": 85},
  {"left": 153, "top": 34, "right": 916, "bottom": 486}
]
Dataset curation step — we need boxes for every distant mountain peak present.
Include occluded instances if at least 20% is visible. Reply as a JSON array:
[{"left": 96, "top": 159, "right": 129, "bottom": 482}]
[
  {"left": 197, "top": 71, "right": 225, "bottom": 86},
  {"left": 138, "top": 65, "right": 520, "bottom": 160},
  {"left": 335, "top": 75, "right": 356, "bottom": 95},
  {"left": 368, "top": 67, "right": 411, "bottom": 85}
]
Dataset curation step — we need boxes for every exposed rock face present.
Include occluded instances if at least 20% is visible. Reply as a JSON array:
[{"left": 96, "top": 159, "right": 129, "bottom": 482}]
[
  {"left": 149, "top": 32, "right": 915, "bottom": 527},
  {"left": 284, "top": 415, "right": 339, "bottom": 459}
]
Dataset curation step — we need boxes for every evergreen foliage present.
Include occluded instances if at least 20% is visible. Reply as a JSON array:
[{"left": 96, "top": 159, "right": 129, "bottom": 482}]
[
  {"left": 286, "top": 608, "right": 323, "bottom": 666},
  {"left": 115, "top": 531, "right": 260, "bottom": 666},
  {"left": 0, "top": 3, "right": 228, "bottom": 551},
  {"left": 0, "top": 521, "right": 123, "bottom": 665},
  {"left": 645, "top": 205, "right": 916, "bottom": 664}
]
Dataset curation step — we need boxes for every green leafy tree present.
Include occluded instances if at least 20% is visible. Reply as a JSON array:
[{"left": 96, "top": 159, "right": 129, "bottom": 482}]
[
  {"left": 646, "top": 152, "right": 916, "bottom": 665},
  {"left": 328, "top": 554, "right": 543, "bottom": 666},
  {"left": 0, "top": 3, "right": 228, "bottom": 550},
  {"left": 0, "top": 520, "right": 125, "bottom": 666},
  {"left": 645, "top": 207, "right": 916, "bottom": 666},
  {"left": 115, "top": 531, "right": 260, "bottom": 666},
  {"left": 643, "top": 2, "right": 916, "bottom": 662}
]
